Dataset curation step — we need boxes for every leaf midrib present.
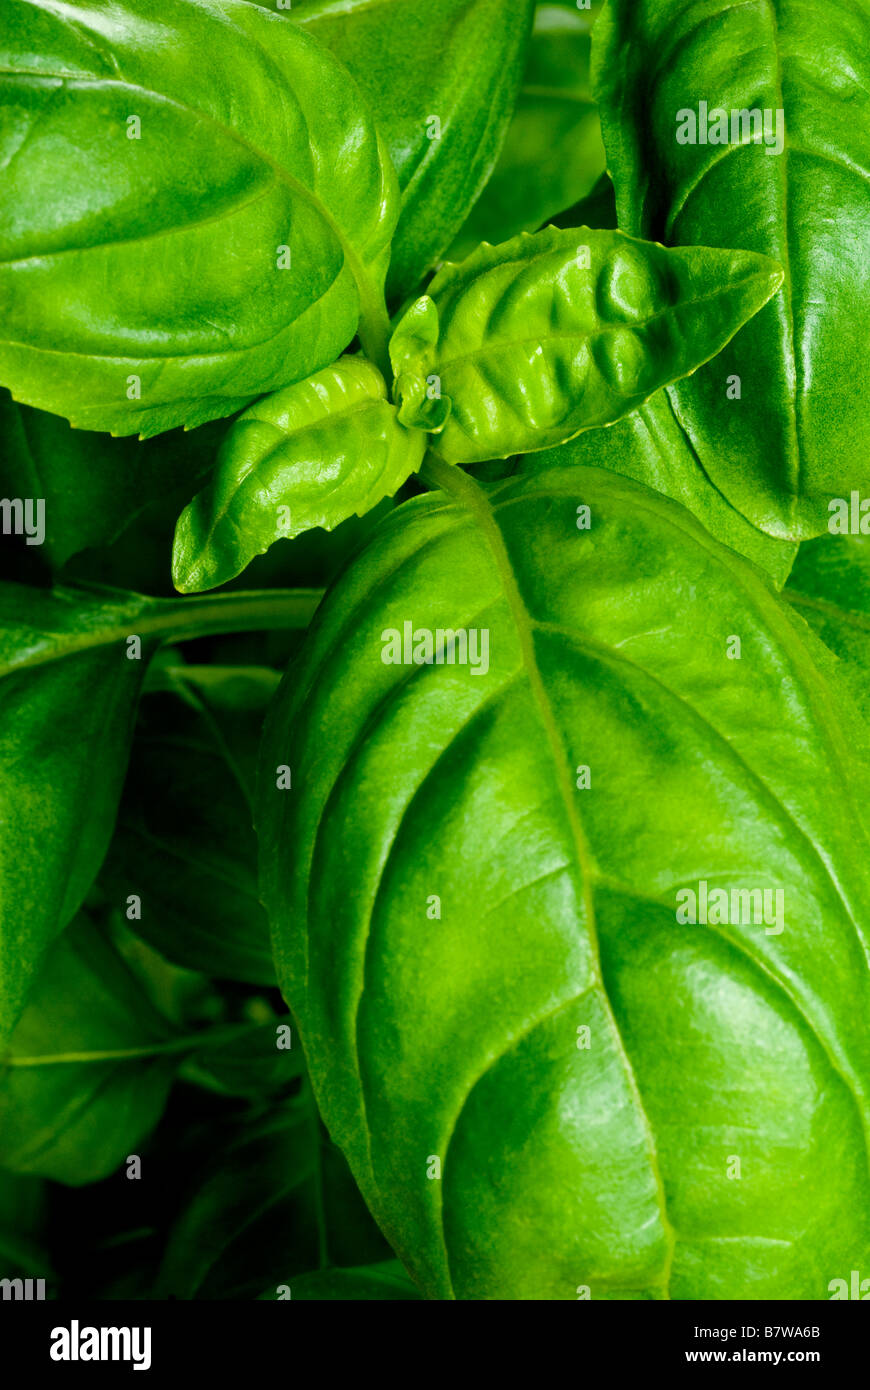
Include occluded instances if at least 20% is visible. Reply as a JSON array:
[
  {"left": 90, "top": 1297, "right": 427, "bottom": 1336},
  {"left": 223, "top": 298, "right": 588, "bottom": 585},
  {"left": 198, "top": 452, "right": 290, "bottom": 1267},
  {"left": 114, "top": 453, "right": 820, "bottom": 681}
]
[{"left": 422, "top": 454, "right": 677, "bottom": 1295}]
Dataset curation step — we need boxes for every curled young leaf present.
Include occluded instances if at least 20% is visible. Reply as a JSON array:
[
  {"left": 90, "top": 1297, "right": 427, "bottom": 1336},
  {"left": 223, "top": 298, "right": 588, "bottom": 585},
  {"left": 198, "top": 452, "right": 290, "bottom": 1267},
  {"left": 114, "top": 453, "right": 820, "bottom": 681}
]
[
  {"left": 259, "top": 465, "right": 870, "bottom": 1300},
  {"left": 173, "top": 358, "right": 427, "bottom": 594},
  {"left": 593, "top": 0, "right": 870, "bottom": 538},
  {"left": 388, "top": 226, "right": 783, "bottom": 462},
  {"left": 0, "top": 0, "right": 398, "bottom": 435}
]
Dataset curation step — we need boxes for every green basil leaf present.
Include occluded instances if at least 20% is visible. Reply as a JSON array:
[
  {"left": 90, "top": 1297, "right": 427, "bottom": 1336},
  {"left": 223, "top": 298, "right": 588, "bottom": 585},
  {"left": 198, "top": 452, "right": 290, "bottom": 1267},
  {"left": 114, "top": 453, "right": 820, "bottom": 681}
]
[
  {"left": 0, "top": 916, "right": 181, "bottom": 1185},
  {"left": 259, "top": 1260, "right": 420, "bottom": 1301},
  {"left": 452, "top": 1, "right": 607, "bottom": 256},
  {"left": 593, "top": 0, "right": 870, "bottom": 539},
  {"left": 0, "top": 391, "right": 224, "bottom": 570},
  {"left": 0, "top": 0, "right": 398, "bottom": 436},
  {"left": 785, "top": 535, "right": 870, "bottom": 719},
  {"left": 259, "top": 464, "right": 870, "bottom": 1300},
  {"left": 172, "top": 358, "right": 426, "bottom": 594},
  {"left": 0, "top": 584, "right": 165, "bottom": 1039},
  {"left": 294, "top": 0, "right": 536, "bottom": 300},
  {"left": 101, "top": 665, "right": 279, "bottom": 984},
  {"left": 529, "top": 391, "right": 797, "bottom": 588},
  {"left": 389, "top": 226, "right": 783, "bottom": 460},
  {"left": 0, "top": 583, "right": 322, "bottom": 1041}
]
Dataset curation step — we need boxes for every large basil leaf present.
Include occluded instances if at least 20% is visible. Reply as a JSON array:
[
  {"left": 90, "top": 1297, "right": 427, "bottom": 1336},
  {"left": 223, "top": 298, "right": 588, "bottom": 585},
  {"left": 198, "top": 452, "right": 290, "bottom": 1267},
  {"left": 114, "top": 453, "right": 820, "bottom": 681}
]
[
  {"left": 389, "top": 227, "right": 782, "bottom": 460},
  {"left": 173, "top": 358, "right": 426, "bottom": 593},
  {"left": 294, "top": 0, "right": 535, "bottom": 300},
  {"left": 101, "top": 665, "right": 279, "bottom": 985},
  {"left": 452, "top": 1, "right": 606, "bottom": 255},
  {"left": 0, "top": 0, "right": 398, "bottom": 435},
  {"left": 259, "top": 463, "right": 870, "bottom": 1300},
  {"left": 0, "top": 916, "right": 182, "bottom": 1185},
  {"left": 0, "top": 391, "right": 224, "bottom": 570},
  {"left": 530, "top": 391, "right": 797, "bottom": 588},
  {"left": 0, "top": 583, "right": 321, "bottom": 1041},
  {"left": 593, "top": 0, "right": 870, "bottom": 539}
]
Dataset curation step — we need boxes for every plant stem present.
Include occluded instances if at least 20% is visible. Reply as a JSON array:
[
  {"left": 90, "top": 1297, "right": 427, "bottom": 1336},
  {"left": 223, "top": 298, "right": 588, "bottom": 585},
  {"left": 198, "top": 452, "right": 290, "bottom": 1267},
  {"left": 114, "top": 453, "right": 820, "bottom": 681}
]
[
  {"left": 155, "top": 588, "right": 324, "bottom": 643},
  {"left": 357, "top": 298, "right": 394, "bottom": 384}
]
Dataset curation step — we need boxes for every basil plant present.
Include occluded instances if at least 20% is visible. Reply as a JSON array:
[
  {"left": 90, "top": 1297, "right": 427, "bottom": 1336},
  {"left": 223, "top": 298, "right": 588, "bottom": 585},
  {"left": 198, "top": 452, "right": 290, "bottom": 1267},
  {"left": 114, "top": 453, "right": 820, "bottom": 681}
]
[{"left": 0, "top": 0, "right": 867, "bottom": 1303}]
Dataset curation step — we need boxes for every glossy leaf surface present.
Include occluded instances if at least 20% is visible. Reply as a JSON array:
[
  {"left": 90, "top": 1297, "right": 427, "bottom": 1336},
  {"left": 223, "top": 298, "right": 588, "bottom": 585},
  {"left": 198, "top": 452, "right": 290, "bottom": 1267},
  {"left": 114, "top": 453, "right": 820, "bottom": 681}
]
[
  {"left": 389, "top": 226, "right": 782, "bottom": 461},
  {"left": 259, "top": 465, "right": 870, "bottom": 1299},
  {"left": 0, "top": 0, "right": 397, "bottom": 435},
  {"left": 593, "top": 0, "right": 870, "bottom": 538},
  {"left": 173, "top": 359, "right": 426, "bottom": 593}
]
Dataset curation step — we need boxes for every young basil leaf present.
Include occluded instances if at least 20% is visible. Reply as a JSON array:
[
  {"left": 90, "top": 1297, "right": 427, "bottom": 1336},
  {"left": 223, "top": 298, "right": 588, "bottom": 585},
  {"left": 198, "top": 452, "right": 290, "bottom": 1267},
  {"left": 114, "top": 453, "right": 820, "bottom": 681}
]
[
  {"left": 0, "top": 0, "right": 398, "bottom": 436},
  {"left": 785, "top": 535, "right": 870, "bottom": 720},
  {"left": 388, "top": 226, "right": 783, "bottom": 460},
  {"left": 259, "top": 464, "right": 870, "bottom": 1300},
  {"left": 593, "top": 0, "right": 870, "bottom": 539},
  {"left": 259, "top": 1260, "right": 420, "bottom": 1301},
  {"left": 0, "top": 391, "right": 224, "bottom": 571},
  {"left": 101, "top": 665, "right": 278, "bottom": 985},
  {"left": 294, "top": 0, "right": 536, "bottom": 300},
  {"left": 0, "top": 916, "right": 181, "bottom": 1185},
  {"left": 172, "top": 359, "right": 427, "bottom": 594},
  {"left": 452, "top": 1, "right": 607, "bottom": 256},
  {"left": 529, "top": 391, "right": 798, "bottom": 588}
]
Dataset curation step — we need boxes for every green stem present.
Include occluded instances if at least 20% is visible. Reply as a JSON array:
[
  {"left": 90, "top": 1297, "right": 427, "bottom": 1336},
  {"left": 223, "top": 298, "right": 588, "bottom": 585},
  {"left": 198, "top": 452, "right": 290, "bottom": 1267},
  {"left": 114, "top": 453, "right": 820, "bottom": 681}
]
[
  {"left": 3, "top": 1021, "right": 260, "bottom": 1068},
  {"left": 357, "top": 296, "right": 394, "bottom": 384},
  {"left": 155, "top": 588, "right": 324, "bottom": 643}
]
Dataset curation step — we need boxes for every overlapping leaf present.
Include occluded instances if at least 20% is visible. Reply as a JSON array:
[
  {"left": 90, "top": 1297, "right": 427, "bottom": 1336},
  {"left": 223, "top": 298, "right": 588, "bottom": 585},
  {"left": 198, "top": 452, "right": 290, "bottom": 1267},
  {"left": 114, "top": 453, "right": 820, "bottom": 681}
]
[
  {"left": 0, "top": 0, "right": 398, "bottom": 435},
  {"left": 173, "top": 359, "right": 426, "bottom": 593},
  {"left": 259, "top": 465, "right": 870, "bottom": 1299},
  {"left": 295, "top": 0, "right": 536, "bottom": 299},
  {"left": 389, "top": 226, "right": 782, "bottom": 460},
  {"left": 593, "top": 0, "right": 870, "bottom": 538}
]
